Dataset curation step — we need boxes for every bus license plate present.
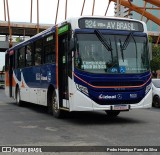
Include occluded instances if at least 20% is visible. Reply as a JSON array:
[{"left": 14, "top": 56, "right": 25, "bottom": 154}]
[{"left": 113, "top": 105, "right": 128, "bottom": 110}]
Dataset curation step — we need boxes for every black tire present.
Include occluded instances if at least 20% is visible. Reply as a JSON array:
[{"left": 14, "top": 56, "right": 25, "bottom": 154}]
[
  {"left": 47, "top": 90, "right": 53, "bottom": 114},
  {"left": 105, "top": 110, "right": 120, "bottom": 117},
  {"left": 16, "top": 87, "right": 23, "bottom": 106},
  {"left": 51, "top": 91, "right": 64, "bottom": 118},
  {"left": 153, "top": 96, "right": 160, "bottom": 108}
]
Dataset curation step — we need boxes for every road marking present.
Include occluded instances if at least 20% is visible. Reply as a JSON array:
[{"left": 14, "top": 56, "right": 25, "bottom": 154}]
[
  {"left": 19, "top": 125, "right": 38, "bottom": 129},
  {"left": 45, "top": 127, "right": 57, "bottom": 132},
  {"left": 0, "top": 101, "right": 7, "bottom": 105}
]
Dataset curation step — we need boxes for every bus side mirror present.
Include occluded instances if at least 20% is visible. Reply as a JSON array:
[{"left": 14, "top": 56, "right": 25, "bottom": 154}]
[{"left": 69, "top": 38, "right": 75, "bottom": 51}]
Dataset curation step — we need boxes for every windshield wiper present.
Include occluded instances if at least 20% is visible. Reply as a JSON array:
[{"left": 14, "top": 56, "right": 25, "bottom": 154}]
[
  {"left": 119, "top": 32, "right": 138, "bottom": 69},
  {"left": 119, "top": 32, "right": 133, "bottom": 62},
  {"left": 119, "top": 32, "right": 137, "bottom": 60},
  {"left": 121, "top": 32, "right": 133, "bottom": 50},
  {"left": 94, "top": 29, "right": 112, "bottom": 51},
  {"left": 119, "top": 39, "right": 124, "bottom": 62},
  {"left": 94, "top": 29, "right": 113, "bottom": 63}
]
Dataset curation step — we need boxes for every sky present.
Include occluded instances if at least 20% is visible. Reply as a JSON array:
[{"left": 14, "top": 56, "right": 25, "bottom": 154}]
[{"left": 0, "top": 0, "right": 115, "bottom": 70}]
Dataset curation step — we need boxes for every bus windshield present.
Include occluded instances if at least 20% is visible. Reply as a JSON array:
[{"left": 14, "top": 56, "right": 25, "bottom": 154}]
[{"left": 75, "top": 32, "right": 149, "bottom": 74}]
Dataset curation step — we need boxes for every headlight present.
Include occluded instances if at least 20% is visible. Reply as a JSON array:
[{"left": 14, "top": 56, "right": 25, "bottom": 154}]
[
  {"left": 76, "top": 84, "right": 89, "bottom": 95},
  {"left": 145, "top": 83, "right": 151, "bottom": 94}
]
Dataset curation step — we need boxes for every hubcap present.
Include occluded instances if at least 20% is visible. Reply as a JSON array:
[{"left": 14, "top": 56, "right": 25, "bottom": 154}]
[{"left": 52, "top": 93, "right": 58, "bottom": 113}]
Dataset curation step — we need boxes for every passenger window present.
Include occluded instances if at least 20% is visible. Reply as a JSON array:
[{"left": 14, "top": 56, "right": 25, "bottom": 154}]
[
  {"left": 44, "top": 34, "right": 55, "bottom": 64},
  {"left": 18, "top": 47, "right": 25, "bottom": 68},
  {"left": 26, "top": 44, "right": 32, "bottom": 66},
  {"left": 35, "top": 39, "right": 42, "bottom": 66}
]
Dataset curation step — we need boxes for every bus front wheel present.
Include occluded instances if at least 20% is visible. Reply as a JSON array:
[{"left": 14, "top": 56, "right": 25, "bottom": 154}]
[
  {"left": 51, "top": 91, "right": 63, "bottom": 118},
  {"left": 105, "top": 110, "right": 120, "bottom": 117},
  {"left": 153, "top": 96, "right": 160, "bottom": 108}
]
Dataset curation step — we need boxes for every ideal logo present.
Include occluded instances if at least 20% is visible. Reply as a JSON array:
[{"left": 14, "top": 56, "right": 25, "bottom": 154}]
[{"left": 99, "top": 94, "right": 116, "bottom": 100}]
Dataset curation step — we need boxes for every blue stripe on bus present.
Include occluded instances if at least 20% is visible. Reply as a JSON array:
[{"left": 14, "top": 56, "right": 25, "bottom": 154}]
[{"left": 14, "top": 64, "right": 56, "bottom": 89}]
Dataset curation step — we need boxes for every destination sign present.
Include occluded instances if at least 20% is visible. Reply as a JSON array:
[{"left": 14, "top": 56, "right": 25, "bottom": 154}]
[{"left": 79, "top": 18, "right": 144, "bottom": 31}]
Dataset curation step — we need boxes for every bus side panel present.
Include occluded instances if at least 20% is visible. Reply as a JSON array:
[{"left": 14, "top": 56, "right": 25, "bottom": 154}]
[
  {"left": 14, "top": 69, "right": 21, "bottom": 83},
  {"left": 40, "top": 64, "right": 56, "bottom": 105},
  {"left": 5, "top": 71, "right": 17, "bottom": 98},
  {"left": 20, "top": 67, "right": 41, "bottom": 104},
  {"left": 8, "top": 69, "right": 22, "bottom": 100},
  {"left": 17, "top": 64, "right": 56, "bottom": 105},
  {"left": 12, "top": 72, "right": 17, "bottom": 99},
  {"left": 40, "top": 64, "right": 56, "bottom": 90},
  {"left": 13, "top": 69, "right": 21, "bottom": 99},
  {"left": 5, "top": 71, "right": 9, "bottom": 97}
]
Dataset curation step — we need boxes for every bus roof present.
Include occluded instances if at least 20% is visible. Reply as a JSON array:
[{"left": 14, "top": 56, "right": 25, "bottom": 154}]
[
  {"left": 7, "top": 16, "right": 147, "bottom": 52},
  {"left": 7, "top": 26, "right": 56, "bottom": 51}
]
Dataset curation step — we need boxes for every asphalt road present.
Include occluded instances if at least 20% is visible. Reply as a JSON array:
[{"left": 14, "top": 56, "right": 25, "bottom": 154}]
[{"left": 0, "top": 87, "right": 160, "bottom": 153}]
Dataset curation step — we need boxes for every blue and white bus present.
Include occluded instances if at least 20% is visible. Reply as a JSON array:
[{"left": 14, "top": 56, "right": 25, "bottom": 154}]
[{"left": 5, "top": 16, "right": 152, "bottom": 118}]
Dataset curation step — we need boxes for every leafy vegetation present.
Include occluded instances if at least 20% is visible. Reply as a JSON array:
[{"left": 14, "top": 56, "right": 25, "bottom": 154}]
[{"left": 150, "top": 45, "right": 160, "bottom": 72}]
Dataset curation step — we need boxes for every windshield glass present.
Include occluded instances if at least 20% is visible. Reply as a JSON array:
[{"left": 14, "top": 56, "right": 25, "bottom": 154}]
[{"left": 75, "top": 33, "right": 149, "bottom": 74}]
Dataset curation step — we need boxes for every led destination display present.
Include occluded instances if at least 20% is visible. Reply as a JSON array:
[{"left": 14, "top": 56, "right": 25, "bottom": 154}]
[{"left": 79, "top": 18, "right": 144, "bottom": 31}]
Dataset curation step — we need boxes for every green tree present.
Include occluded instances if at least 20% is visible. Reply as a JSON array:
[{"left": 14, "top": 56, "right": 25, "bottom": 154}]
[
  {"left": 150, "top": 45, "right": 160, "bottom": 72},
  {"left": 16, "top": 37, "right": 21, "bottom": 42},
  {"left": 16, "top": 37, "right": 24, "bottom": 42},
  {"left": 148, "top": 36, "right": 153, "bottom": 43}
]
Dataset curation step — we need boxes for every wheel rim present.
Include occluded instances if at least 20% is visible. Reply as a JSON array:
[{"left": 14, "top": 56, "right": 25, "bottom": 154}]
[{"left": 52, "top": 92, "right": 58, "bottom": 113}]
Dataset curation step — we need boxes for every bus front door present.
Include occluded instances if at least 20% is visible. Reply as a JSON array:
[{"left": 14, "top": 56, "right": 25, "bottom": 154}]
[{"left": 58, "top": 34, "right": 69, "bottom": 108}]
